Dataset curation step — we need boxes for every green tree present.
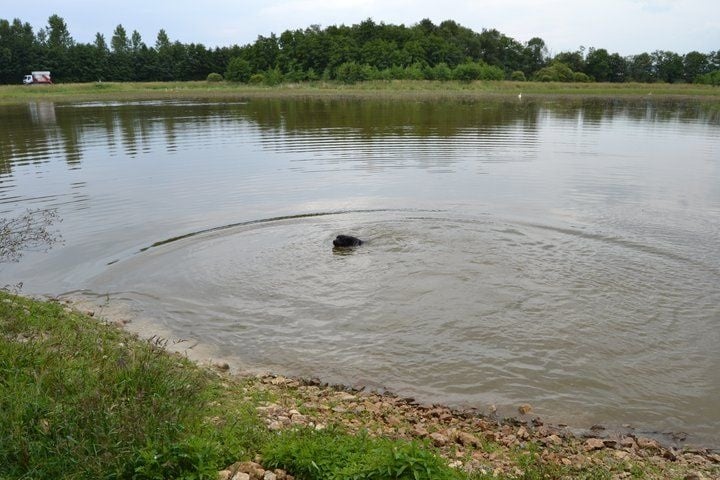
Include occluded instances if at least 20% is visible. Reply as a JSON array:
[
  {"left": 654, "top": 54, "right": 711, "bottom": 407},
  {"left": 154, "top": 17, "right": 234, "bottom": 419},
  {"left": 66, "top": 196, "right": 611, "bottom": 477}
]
[
  {"left": 628, "top": 52, "right": 654, "bottom": 82},
  {"left": 683, "top": 51, "right": 709, "bottom": 82},
  {"left": 111, "top": 24, "right": 130, "bottom": 53},
  {"left": 653, "top": 50, "right": 683, "bottom": 83},
  {"left": 585, "top": 47, "right": 611, "bottom": 81},
  {"left": 130, "top": 30, "right": 144, "bottom": 53},
  {"left": 553, "top": 48, "right": 585, "bottom": 72},
  {"left": 109, "top": 25, "right": 132, "bottom": 80},
  {"left": 46, "top": 14, "right": 72, "bottom": 50},
  {"left": 523, "top": 37, "right": 547, "bottom": 74},
  {"left": 0, "top": 18, "right": 40, "bottom": 84}
]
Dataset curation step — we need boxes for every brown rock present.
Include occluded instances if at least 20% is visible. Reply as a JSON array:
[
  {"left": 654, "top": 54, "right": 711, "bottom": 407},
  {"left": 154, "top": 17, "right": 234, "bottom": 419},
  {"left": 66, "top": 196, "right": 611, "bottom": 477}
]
[
  {"left": 218, "top": 470, "right": 232, "bottom": 480},
  {"left": 231, "top": 462, "right": 265, "bottom": 480},
  {"left": 683, "top": 474, "right": 704, "bottom": 480},
  {"left": 518, "top": 403, "right": 533, "bottom": 415},
  {"left": 602, "top": 439, "right": 618, "bottom": 449},
  {"left": 619, "top": 436, "right": 636, "bottom": 449},
  {"left": 429, "top": 432, "right": 449, "bottom": 446},
  {"left": 663, "top": 449, "right": 678, "bottom": 461},
  {"left": 412, "top": 425, "right": 429, "bottom": 437},
  {"left": 516, "top": 426, "right": 530, "bottom": 440},
  {"left": 231, "top": 473, "right": 250, "bottom": 480},
  {"left": 455, "top": 431, "right": 481, "bottom": 447},
  {"left": 584, "top": 438, "right": 606, "bottom": 451},
  {"left": 614, "top": 450, "right": 630, "bottom": 460},
  {"left": 636, "top": 437, "right": 661, "bottom": 451},
  {"left": 543, "top": 434, "right": 562, "bottom": 446}
]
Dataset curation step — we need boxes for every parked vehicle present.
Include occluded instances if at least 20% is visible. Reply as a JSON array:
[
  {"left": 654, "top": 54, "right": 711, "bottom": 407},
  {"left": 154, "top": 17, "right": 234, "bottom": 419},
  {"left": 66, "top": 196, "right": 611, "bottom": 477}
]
[{"left": 23, "top": 71, "right": 52, "bottom": 85}]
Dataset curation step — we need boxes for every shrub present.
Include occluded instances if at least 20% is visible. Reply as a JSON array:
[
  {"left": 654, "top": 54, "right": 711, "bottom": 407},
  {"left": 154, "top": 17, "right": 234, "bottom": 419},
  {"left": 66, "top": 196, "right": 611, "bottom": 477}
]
[
  {"left": 249, "top": 73, "right": 265, "bottom": 84},
  {"left": 283, "top": 69, "right": 306, "bottom": 83},
  {"left": 452, "top": 62, "right": 483, "bottom": 82},
  {"left": 511, "top": 70, "right": 526, "bottom": 81},
  {"left": 206, "top": 72, "right": 223, "bottom": 82},
  {"left": 335, "top": 62, "right": 367, "bottom": 84},
  {"left": 404, "top": 63, "right": 426, "bottom": 80},
  {"left": 428, "top": 63, "right": 452, "bottom": 81},
  {"left": 480, "top": 64, "right": 505, "bottom": 81},
  {"left": 695, "top": 70, "right": 720, "bottom": 86},
  {"left": 534, "top": 62, "right": 575, "bottom": 82},
  {"left": 573, "top": 72, "right": 592, "bottom": 83},
  {"left": 263, "top": 67, "right": 284, "bottom": 86},
  {"left": 453, "top": 62, "right": 504, "bottom": 82},
  {"left": 225, "top": 57, "right": 253, "bottom": 83}
]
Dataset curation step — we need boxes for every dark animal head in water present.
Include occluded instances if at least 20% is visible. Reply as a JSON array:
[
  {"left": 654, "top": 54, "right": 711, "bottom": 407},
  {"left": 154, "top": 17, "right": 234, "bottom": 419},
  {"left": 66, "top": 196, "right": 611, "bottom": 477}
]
[{"left": 333, "top": 235, "right": 363, "bottom": 248}]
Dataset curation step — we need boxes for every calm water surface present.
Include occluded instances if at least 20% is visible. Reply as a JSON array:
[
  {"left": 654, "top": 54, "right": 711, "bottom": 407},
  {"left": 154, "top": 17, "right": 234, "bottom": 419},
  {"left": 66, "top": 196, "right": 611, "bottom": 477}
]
[{"left": 2, "top": 98, "right": 719, "bottom": 446}]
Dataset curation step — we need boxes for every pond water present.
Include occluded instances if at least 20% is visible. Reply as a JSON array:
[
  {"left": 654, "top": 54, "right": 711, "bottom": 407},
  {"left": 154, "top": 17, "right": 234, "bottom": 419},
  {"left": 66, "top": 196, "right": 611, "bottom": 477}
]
[{"left": 1, "top": 97, "right": 719, "bottom": 447}]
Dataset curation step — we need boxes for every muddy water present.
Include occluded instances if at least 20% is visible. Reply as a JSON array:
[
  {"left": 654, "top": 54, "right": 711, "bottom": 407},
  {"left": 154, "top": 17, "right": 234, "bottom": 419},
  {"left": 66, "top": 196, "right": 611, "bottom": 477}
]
[{"left": 1, "top": 98, "right": 719, "bottom": 446}]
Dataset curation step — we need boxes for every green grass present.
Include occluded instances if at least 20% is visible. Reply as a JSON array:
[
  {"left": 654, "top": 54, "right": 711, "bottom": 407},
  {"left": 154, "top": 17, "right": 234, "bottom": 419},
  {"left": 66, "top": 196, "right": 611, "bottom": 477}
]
[
  {"left": 0, "top": 292, "right": 265, "bottom": 479},
  {"left": 0, "top": 292, "right": 467, "bottom": 479},
  {"left": 0, "top": 79, "right": 718, "bottom": 105},
  {"left": 262, "top": 427, "right": 461, "bottom": 480}
]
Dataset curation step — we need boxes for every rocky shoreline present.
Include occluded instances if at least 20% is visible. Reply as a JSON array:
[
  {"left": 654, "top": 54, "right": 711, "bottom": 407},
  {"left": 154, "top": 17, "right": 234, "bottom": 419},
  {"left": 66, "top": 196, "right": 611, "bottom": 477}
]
[
  {"left": 59, "top": 296, "right": 719, "bottom": 479},
  {"left": 209, "top": 371, "right": 719, "bottom": 479}
]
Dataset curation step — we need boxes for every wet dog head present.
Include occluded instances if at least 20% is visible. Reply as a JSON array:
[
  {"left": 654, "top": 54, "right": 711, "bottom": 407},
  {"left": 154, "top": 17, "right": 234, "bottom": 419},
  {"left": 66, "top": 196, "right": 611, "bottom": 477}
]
[{"left": 333, "top": 235, "right": 363, "bottom": 248}]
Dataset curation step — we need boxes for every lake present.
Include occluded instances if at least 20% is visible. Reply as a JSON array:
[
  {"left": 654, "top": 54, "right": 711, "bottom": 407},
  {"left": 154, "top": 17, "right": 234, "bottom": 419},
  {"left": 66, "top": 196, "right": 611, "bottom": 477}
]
[{"left": 1, "top": 97, "right": 719, "bottom": 447}]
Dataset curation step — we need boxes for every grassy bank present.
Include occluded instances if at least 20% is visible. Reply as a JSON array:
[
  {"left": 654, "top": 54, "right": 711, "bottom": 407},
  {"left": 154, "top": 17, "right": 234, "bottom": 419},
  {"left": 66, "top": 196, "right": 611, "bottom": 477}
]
[
  {"left": 1, "top": 292, "right": 718, "bottom": 479},
  {"left": 1, "top": 80, "right": 719, "bottom": 105}
]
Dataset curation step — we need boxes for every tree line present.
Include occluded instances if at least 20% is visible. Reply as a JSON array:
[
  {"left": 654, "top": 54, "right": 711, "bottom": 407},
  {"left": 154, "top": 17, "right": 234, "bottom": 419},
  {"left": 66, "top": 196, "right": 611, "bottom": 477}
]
[{"left": 1, "top": 15, "right": 719, "bottom": 85}]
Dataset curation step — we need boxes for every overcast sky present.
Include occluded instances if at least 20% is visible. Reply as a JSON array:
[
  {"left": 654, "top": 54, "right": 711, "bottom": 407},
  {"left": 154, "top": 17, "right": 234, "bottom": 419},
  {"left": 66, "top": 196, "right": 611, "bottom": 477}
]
[{"left": 3, "top": 0, "right": 718, "bottom": 56}]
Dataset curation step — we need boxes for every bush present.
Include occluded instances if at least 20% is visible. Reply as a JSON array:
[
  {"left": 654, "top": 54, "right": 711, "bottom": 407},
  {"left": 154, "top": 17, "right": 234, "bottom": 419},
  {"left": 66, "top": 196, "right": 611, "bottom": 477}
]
[
  {"left": 429, "top": 63, "right": 452, "bottom": 81},
  {"left": 263, "top": 67, "right": 283, "bottom": 86},
  {"left": 695, "top": 70, "right": 720, "bottom": 86},
  {"left": 335, "top": 61, "right": 367, "bottom": 84},
  {"left": 249, "top": 73, "right": 265, "bottom": 84},
  {"left": 511, "top": 70, "right": 526, "bottom": 81},
  {"left": 404, "top": 63, "right": 426, "bottom": 80},
  {"left": 206, "top": 72, "right": 223, "bottom": 82},
  {"left": 480, "top": 64, "right": 505, "bottom": 81},
  {"left": 283, "top": 69, "right": 306, "bottom": 83},
  {"left": 573, "top": 72, "right": 592, "bottom": 83},
  {"left": 225, "top": 57, "right": 253, "bottom": 83},
  {"left": 534, "top": 62, "right": 575, "bottom": 82},
  {"left": 452, "top": 62, "right": 504, "bottom": 82}
]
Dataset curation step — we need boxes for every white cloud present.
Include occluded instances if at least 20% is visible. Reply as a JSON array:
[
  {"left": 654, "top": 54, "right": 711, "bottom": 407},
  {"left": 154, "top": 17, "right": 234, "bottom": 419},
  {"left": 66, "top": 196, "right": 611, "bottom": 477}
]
[{"left": 3, "top": 0, "right": 718, "bottom": 54}]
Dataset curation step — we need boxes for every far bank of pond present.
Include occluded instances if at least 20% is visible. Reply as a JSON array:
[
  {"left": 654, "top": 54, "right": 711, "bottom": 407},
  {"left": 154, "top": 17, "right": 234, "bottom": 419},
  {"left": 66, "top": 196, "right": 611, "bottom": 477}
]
[{"left": 1, "top": 79, "right": 719, "bottom": 105}]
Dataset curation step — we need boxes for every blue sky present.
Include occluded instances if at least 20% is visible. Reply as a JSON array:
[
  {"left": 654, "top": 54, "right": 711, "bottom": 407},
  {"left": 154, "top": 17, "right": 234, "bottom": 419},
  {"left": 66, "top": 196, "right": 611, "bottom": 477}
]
[{"left": 3, "top": 0, "right": 718, "bottom": 55}]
